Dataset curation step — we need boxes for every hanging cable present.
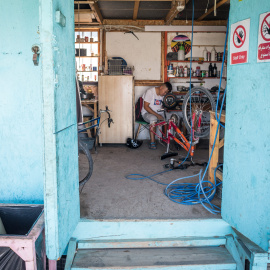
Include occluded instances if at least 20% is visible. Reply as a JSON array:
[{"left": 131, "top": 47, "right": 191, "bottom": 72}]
[{"left": 205, "top": 0, "right": 210, "bottom": 13}]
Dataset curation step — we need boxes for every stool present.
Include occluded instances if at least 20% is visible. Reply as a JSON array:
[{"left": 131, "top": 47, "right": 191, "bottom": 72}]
[
  {"left": 82, "top": 106, "right": 94, "bottom": 138},
  {"left": 135, "top": 120, "right": 150, "bottom": 140}
]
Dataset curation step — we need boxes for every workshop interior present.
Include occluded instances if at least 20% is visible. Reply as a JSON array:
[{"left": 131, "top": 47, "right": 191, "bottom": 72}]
[{"left": 0, "top": 0, "right": 270, "bottom": 269}]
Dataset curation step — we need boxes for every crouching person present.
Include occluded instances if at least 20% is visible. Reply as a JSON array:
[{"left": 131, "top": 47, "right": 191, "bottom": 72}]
[{"left": 141, "top": 82, "right": 172, "bottom": 149}]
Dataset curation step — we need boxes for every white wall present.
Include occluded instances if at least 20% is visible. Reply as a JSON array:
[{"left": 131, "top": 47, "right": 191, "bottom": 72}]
[
  {"left": 106, "top": 32, "right": 161, "bottom": 80},
  {"left": 106, "top": 31, "right": 227, "bottom": 140}
]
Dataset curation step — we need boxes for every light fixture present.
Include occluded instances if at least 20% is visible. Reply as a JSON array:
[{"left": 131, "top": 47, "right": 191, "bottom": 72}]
[{"left": 176, "top": 2, "right": 185, "bottom": 12}]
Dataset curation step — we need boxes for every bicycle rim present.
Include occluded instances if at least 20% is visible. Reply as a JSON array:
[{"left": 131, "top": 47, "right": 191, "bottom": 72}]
[
  {"left": 78, "top": 139, "right": 93, "bottom": 186},
  {"left": 182, "top": 87, "right": 216, "bottom": 138}
]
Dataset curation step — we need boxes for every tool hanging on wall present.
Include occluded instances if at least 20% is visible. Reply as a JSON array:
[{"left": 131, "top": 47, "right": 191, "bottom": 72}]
[{"left": 124, "top": 31, "right": 139, "bottom": 40}]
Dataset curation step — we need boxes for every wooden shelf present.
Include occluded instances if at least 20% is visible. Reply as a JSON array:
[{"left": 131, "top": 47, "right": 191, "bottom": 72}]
[
  {"left": 167, "top": 60, "right": 223, "bottom": 63},
  {"left": 82, "top": 80, "right": 98, "bottom": 83},
  {"left": 168, "top": 76, "right": 226, "bottom": 79},
  {"left": 75, "top": 42, "right": 100, "bottom": 44},
  {"left": 77, "top": 71, "right": 98, "bottom": 72},
  {"left": 75, "top": 56, "right": 99, "bottom": 58}
]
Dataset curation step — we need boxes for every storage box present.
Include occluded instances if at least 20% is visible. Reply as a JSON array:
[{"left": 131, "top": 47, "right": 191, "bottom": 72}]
[
  {"left": 0, "top": 204, "right": 45, "bottom": 270},
  {"left": 75, "top": 48, "right": 87, "bottom": 57},
  {"left": 108, "top": 59, "right": 123, "bottom": 75}
]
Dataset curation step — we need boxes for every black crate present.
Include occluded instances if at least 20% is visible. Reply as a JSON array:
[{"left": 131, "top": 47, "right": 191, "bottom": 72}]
[{"left": 75, "top": 48, "right": 87, "bottom": 57}]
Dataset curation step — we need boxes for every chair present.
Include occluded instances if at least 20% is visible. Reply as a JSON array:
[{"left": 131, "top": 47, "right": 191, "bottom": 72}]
[{"left": 135, "top": 120, "right": 150, "bottom": 140}]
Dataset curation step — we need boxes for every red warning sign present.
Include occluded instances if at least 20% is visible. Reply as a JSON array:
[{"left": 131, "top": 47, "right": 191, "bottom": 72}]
[
  {"left": 230, "top": 19, "right": 250, "bottom": 65},
  {"left": 233, "top": 25, "right": 246, "bottom": 48},
  {"left": 258, "top": 11, "right": 270, "bottom": 62},
  {"left": 261, "top": 13, "right": 270, "bottom": 41}
]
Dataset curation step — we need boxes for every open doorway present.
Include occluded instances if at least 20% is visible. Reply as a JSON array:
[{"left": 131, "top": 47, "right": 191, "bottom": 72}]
[{"left": 74, "top": 1, "right": 228, "bottom": 221}]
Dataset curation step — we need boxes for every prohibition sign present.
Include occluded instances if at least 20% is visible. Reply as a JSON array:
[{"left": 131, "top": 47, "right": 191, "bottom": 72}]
[
  {"left": 233, "top": 25, "right": 246, "bottom": 48},
  {"left": 261, "top": 13, "right": 270, "bottom": 41}
]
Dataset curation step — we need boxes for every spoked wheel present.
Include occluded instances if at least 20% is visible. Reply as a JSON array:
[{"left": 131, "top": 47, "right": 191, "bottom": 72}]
[
  {"left": 182, "top": 87, "right": 216, "bottom": 138},
  {"left": 78, "top": 139, "right": 93, "bottom": 187}
]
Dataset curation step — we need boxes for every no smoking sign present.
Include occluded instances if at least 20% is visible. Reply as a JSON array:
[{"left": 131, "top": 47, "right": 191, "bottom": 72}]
[
  {"left": 230, "top": 19, "right": 250, "bottom": 65},
  {"left": 258, "top": 11, "right": 270, "bottom": 62}
]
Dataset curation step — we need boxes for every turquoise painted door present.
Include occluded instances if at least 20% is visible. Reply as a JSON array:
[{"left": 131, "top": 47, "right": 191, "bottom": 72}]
[
  {"left": 222, "top": 0, "right": 270, "bottom": 252},
  {"left": 39, "top": 0, "right": 80, "bottom": 259}
]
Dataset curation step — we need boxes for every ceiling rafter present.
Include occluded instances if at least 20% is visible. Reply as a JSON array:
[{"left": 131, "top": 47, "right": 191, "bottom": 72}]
[
  {"left": 89, "top": 2, "right": 104, "bottom": 24},
  {"left": 74, "top": 10, "right": 94, "bottom": 24},
  {"left": 102, "top": 19, "right": 227, "bottom": 26},
  {"left": 197, "top": 0, "right": 229, "bottom": 21},
  {"left": 133, "top": 1, "right": 140, "bottom": 20},
  {"left": 165, "top": 0, "right": 190, "bottom": 25}
]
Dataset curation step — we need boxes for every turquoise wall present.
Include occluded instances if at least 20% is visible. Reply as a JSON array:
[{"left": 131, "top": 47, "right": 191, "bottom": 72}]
[
  {"left": 0, "top": 1, "right": 44, "bottom": 203},
  {"left": 40, "top": 0, "right": 80, "bottom": 259},
  {"left": 222, "top": 0, "right": 270, "bottom": 251}
]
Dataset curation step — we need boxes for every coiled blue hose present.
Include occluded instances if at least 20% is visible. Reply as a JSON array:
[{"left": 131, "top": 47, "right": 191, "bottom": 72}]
[{"left": 126, "top": 0, "right": 227, "bottom": 215}]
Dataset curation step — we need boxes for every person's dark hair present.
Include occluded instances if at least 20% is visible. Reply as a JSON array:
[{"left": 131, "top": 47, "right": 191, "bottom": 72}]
[{"left": 164, "top": 82, "right": 172, "bottom": 92}]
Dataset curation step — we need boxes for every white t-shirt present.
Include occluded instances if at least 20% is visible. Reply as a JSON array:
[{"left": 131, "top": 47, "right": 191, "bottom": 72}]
[{"left": 141, "top": 87, "right": 163, "bottom": 116}]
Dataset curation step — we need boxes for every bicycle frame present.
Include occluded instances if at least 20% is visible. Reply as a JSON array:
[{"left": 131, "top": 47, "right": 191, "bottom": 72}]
[
  {"left": 150, "top": 119, "right": 196, "bottom": 157},
  {"left": 78, "top": 116, "right": 100, "bottom": 134},
  {"left": 78, "top": 107, "right": 112, "bottom": 134}
]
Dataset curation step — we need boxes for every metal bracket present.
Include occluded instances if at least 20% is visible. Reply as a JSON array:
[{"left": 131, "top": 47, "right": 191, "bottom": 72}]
[
  {"left": 31, "top": 45, "right": 41, "bottom": 66},
  {"left": 56, "top": 10, "right": 66, "bottom": 27}
]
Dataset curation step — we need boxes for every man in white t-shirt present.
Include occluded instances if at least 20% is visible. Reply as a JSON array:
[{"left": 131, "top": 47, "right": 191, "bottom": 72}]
[{"left": 141, "top": 82, "right": 172, "bottom": 149}]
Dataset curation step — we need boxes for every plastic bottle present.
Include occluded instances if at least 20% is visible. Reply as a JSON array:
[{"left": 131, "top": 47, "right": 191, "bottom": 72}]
[
  {"left": 178, "top": 44, "right": 185, "bottom": 61},
  {"left": 208, "top": 63, "right": 213, "bottom": 77},
  {"left": 179, "top": 66, "right": 184, "bottom": 77},
  {"left": 211, "top": 47, "right": 216, "bottom": 63},
  {"left": 213, "top": 64, "right": 217, "bottom": 77},
  {"left": 203, "top": 47, "right": 208, "bottom": 61},
  {"left": 196, "top": 66, "right": 201, "bottom": 77},
  {"left": 184, "top": 65, "right": 188, "bottom": 77}
]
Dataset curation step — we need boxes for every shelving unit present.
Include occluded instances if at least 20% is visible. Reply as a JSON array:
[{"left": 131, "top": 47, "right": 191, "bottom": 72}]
[
  {"left": 75, "top": 56, "right": 100, "bottom": 58},
  {"left": 168, "top": 61, "right": 224, "bottom": 63},
  {"left": 164, "top": 32, "right": 227, "bottom": 83},
  {"left": 75, "top": 30, "right": 100, "bottom": 83},
  {"left": 169, "top": 77, "right": 226, "bottom": 79}
]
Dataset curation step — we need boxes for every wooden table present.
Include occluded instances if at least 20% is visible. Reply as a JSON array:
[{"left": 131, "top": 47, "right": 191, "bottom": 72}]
[
  {"left": 208, "top": 111, "right": 226, "bottom": 184},
  {"left": 81, "top": 99, "right": 98, "bottom": 138}
]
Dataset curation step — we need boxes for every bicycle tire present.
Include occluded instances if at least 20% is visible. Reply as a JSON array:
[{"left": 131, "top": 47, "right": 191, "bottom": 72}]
[
  {"left": 182, "top": 87, "right": 216, "bottom": 138},
  {"left": 78, "top": 139, "right": 93, "bottom": 186}
]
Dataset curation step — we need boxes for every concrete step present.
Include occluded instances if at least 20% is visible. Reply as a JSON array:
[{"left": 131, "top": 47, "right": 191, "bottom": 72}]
[
  {"left": 71, "top": 246, "right": 237, "bottom": 270},
  {"left": 77, "top": 237, "right": 226, "bottom": 249}
]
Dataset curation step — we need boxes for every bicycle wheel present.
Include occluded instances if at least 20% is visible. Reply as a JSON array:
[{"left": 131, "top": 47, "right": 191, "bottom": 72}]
[
  {"left": 78, "top": 139, "right": 93, "bottom": 186},
  {"left": 182, "top": 87, "right": 216, "bottom": 138}
]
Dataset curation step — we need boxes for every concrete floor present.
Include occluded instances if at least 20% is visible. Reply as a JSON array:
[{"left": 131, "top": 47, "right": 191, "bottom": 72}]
[{"left": 79, "top": 140, "right": 222, "bottom": 220}]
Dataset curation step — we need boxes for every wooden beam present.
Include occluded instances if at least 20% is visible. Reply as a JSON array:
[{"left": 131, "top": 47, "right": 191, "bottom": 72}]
[
  {"left": 133, "top": 1, "right": 140, "bottom": 20},
  {"left": 89, "top": 2, "right": 103, "bottom": 24},
  {"left": 98, "top": 0, "right": 172, "bottom": 1},
  {"left": 197, "top": 0, "right": 229, "bottom": 21},
  {"left": 165, "top": 0, "right": 189, "bottom": 25},
  {"left": 161, "top": 32, "right": 164, "bottom": 82},
  {"left": 135, "top": 80, "right": 164, "bottom": 86},
  {"left": 103, "top": 19, "right": 164, "bottom": 26},
  {"left": 103, "top": 19, "right": 227, "bottom": 26},
  {"left": 74, "top": 1, "right": 94, "bottom": 4},
  {"left": 74, "top": 10, "right": 94, "bottom": 23},
  {"left": 75, "top": 25, "right": 101, "bottom": 30}
]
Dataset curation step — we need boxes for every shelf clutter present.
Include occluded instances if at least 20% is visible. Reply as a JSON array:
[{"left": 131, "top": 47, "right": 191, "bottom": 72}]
[
  {"left": 165, "top": 32, "right": 227, "bottom": 82},
  {"left": 75, "top": 31, "right": 100, "bottom": 83}
]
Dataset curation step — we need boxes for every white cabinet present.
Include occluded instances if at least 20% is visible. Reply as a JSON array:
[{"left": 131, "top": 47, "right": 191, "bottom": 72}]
[{"left": 99, "top": 75, "right": 134, "bottom": 143}]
